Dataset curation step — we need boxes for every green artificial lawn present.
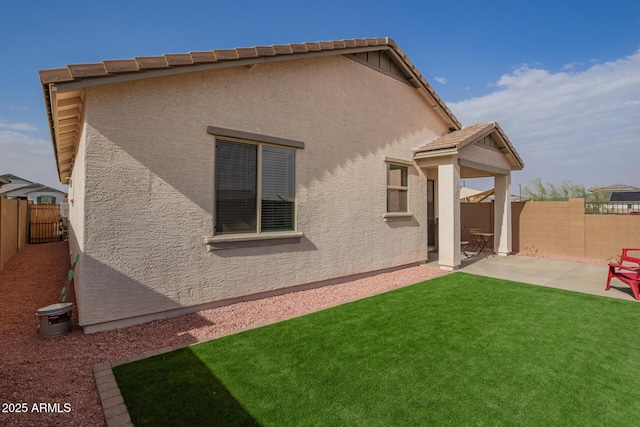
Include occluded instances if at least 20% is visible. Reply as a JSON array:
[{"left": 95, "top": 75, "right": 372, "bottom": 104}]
[{"left": 113, "top": 272, "right": 640, "bottom": 426}]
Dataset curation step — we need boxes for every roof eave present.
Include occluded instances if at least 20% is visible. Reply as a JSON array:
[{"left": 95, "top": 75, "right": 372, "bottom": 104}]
[{"left": 40, "top": 37, "right": 464, "bottom": 182}]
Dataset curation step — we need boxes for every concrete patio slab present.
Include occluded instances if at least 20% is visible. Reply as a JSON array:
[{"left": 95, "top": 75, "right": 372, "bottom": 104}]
[{"left": 426, "top": 254, "right": 638, "bottom": 302}]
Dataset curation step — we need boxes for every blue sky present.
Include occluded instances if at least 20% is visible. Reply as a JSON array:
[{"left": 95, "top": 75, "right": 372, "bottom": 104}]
[{"left": 1, "top": 0, "right": 639, "bottom": 192}]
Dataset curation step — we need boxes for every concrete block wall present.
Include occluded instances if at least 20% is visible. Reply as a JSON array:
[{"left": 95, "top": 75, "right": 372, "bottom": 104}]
[
  {"left": 585, "top": 215, "right": 640, "bottom": 259},
  {"left": 462, "top": 198, "right": 640, "bottom": 260}
]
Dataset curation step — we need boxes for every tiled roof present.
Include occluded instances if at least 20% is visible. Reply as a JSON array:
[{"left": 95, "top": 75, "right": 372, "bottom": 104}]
[
  {"left": 0, "top": 173, "right": 33, "bottom": 184},
  {"left": 39, "top": 37, "right": 460, "bottom": 124},
  {"left": 589, "top": 183, "right": 640, "bottom": 192},
  {"left": 413, "top": 122, "right": 524, "bottom": 169},
  {"left": 0, "top": 183, "right": 31, "bottom": 194},
  {"left": 0, "top": 183, "right": 67, "bottom": 196},
  {"left": 40, "top": 37, "right": 464, "bottom": 183}
]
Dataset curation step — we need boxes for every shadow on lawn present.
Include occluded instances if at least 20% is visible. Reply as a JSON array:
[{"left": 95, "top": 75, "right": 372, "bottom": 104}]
[{"left": 114, "top": 347, "right": 259, "bottom": 427}]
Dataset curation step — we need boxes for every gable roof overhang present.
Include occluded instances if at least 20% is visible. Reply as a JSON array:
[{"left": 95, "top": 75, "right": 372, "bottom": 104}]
[
  {"left": 40, "top": 37, "right": 462, "bottom": 184},
  {"left": 413, "top": 122, "right": 524, "bottom": 177}
]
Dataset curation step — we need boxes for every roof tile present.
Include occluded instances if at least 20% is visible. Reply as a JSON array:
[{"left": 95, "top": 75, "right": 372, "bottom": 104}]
[
  {"left": 304, "top": 42, "right": 321, "bottom": 51},
  {"left": 39, "top": 68, "right": 74, "bottom": 84},
  {"left": 103, "top": 59, "right": 139, "bottom": 73},
  {"left": 273, "top": 44, "right": 293, "bottom": 55},
  {"left": 318, "top": 41, "right": 334, "bottom": 50},
  {"left": 332, "top": 40, "right": 346, "bottom": 49},
  {"left": 135, "top": 56, "right": 169, "bottom": 69},
  {"left": 236, "top": 47, "right": 258, "bottom": 58},
  {"left": 343, "top": 39, "right": 357, "bottom": 48},
  {"left": 189, "top": 51, "right": 218, "bottom": 63},
  {"left": 290, "top": 43, "right": 308, "bottom": 53},
  {"left": 165, "top": 54, "right": 194, "bottom": 66},
  {"left": 68, "top": 63, "right": 108, "bottom": 79},
  {"left": 353, "top": 39, "right": 368, "bottom": 47},
  {"left": 213, "top": 49, "right": 239, "bottom": 60},
  {"left": 255, "top": 46, "right": 276, "bottom": 56}
]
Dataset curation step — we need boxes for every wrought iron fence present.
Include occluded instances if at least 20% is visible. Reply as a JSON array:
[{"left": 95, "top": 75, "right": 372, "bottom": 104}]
[{"left": 585, "top": 201, "right": 640, "bottom": 215}]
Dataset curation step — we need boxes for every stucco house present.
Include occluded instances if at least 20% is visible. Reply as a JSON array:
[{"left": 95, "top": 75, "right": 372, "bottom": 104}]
[
  {"left": 0, "top": 174, "right": 67, "bottom": 204},
  {"left": 39, "top": 37, "right": 523, "bottom": 332}
]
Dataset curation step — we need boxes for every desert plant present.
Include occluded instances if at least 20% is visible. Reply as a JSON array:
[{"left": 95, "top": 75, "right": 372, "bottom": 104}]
[{"left": 523, "top": 178, "right": 588, "bottom": 201}]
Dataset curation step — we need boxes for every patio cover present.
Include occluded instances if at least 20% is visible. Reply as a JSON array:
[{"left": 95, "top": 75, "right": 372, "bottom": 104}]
[{"left": 413, "top": 122, "right": 524, "bottom": 270}]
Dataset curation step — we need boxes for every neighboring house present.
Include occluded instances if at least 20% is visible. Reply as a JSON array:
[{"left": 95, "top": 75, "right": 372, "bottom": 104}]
[
  {"left": 39, "top": 37, "right": 524, "bottom": 332},
  {"left": 588, "top": 184, "right": 640, "bottom": 213},
  {"left": 0, "top": 174, "right": 67, "bottom": 204}
]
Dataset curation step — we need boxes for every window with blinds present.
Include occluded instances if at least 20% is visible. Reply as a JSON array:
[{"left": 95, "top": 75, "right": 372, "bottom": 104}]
[
  {"left": 387, "top": 163, "right": 408, "bottom": 212},
  {"left": 215, "top": 139, "right": 295, "bottom": 235}
]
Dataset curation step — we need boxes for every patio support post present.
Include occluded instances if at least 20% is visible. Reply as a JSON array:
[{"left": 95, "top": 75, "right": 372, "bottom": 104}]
[
  {"left": 494, "top": 173, "right": 512, "bottom": 256},
  {"left": 437, "top": 160, "right": 461, "bottom": 270}
]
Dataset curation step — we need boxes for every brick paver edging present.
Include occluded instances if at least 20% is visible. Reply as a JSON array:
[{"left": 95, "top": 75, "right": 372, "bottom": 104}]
[{"left": 93, "top": 343, "right": 192, "bottom": 427}]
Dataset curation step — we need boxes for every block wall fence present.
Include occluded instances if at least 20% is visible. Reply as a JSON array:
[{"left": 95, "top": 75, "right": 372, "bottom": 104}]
[
  {"left": 0, "top": 197, "right": 28, "bottom": 270},
  {"left": 461, "top": 198, "right": 640, "bottom": 261}
]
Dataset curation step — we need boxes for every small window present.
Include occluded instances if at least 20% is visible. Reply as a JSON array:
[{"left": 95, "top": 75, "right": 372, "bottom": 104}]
[
  {"left": 387, "top": 164, "right": 408, "bottom": 212},
  {"left": 215, "top": 139, "right": 295, "bottom": 235},
  {"left": 37, "top": 195, "right": 56, "bottom": 204}
]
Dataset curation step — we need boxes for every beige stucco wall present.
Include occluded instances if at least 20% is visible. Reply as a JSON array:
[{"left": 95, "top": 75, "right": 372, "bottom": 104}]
[
  {"left": 72, "top": 54, "right": 449, "bottom": 329},
  {"left": 459, "top": 144, "right": 512, "bottom": 173},
  {"left": 68, "top": 127, "right": 87, "bottom": 321}
]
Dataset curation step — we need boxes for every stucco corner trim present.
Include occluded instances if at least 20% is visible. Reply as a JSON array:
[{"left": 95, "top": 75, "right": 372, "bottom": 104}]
[
  {"left": 383, "top": 212, "right": 414, "bottom": 221},
  {"left": 204, "top": 231, "right": 304, "bottom": 251}
]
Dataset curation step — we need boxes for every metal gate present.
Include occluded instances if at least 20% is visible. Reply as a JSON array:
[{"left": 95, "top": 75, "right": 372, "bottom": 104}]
[{"left": 29, "top": 204, "right": 62, "bottom": 243}]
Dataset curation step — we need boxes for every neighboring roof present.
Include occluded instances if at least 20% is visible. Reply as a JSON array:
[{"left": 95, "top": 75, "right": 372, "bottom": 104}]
[
  {"left": 460, "top": 187, "right": 484, "bottom": 200},
  {"left": 589, "top": 183, "right": 640, "bottom": 193},
  {"left": 0, "top": 177, "right": 9, "bottom": 187},
  {"left": 413, "top": 122, "right": 524, "bottom": 170},
  {"left": 461, "top": 188, "right": 529, "bottom": 203},
  {"left": 0, "top": 183, "right": 31, "bottom": 194},
  {"left": 610, "top": 191, "right": 640, "bottom": 202},
  {"left": 0, "top": 173, "right": 33, "bottom": 184},
  {"left": 1, "top": 183, "right": 67, "bottom": 196},
  {"left": 39, "top": 37, "right": 462, "bottom": 183},
  {"left": 0, "top": 174, "right": 67, "bottom": 197}
]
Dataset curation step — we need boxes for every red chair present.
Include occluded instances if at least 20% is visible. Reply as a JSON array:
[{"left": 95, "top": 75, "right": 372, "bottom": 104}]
[{"left": 606, "top": 248, "right": 640, "bottom": 300}]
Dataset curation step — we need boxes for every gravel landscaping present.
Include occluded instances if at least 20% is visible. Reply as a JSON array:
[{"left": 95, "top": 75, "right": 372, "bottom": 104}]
[{"left": 0, "top": 241, "right": 448, "bottom": 427}]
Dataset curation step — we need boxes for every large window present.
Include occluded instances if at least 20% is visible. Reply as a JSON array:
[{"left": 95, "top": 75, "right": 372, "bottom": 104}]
[
  {"left": 215, "top": 139, "right": 295, "bottom": 235},
  {"left": 387, "top": 163, "right": 408, "bottom": 212}
]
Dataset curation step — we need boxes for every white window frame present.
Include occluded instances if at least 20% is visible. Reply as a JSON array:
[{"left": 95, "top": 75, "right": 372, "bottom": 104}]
[{"left": 383, "top": 157, "right": 414, "bottom": 220}]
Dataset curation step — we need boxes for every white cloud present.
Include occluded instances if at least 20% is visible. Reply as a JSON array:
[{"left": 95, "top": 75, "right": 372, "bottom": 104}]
[
  {"left": 0, "top": 119, "right": 38, "bottom": 132},
  {"left": 561, "top": 62, "right": 584, "bottom": 70},
  {"left": 434, "top": 76, "right": 447, "bottom": 84},
  {"left": 0, "top": 127, "right": 65, "bottom": 190},
  {"left": 449, "top": 50, "right": 640, "bottom": 188}
]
